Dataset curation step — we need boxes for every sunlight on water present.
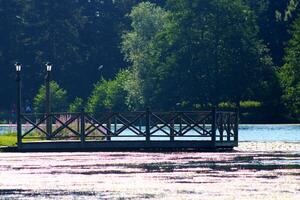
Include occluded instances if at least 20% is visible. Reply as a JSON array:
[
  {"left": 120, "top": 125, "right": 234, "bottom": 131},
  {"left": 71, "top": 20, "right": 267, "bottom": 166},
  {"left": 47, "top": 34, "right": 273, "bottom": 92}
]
[
  {"left": 0, "top": 147, "right": 299, "bottom": 199},
  {"left": 0, "top": 125, "right": 299, "bottom": 199}
]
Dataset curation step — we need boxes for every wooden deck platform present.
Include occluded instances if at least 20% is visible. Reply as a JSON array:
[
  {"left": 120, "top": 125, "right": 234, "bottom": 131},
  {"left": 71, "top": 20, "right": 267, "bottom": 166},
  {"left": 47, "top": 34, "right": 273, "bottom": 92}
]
[{"left": 19, "top": 140, "right": 237, "bottom": 152}]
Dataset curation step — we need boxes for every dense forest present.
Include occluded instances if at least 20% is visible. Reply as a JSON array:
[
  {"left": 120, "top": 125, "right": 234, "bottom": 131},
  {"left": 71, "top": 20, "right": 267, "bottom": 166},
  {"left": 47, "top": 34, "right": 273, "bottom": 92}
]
[{"left": 0, "top": 0, "right": 299, "bottom": 123}]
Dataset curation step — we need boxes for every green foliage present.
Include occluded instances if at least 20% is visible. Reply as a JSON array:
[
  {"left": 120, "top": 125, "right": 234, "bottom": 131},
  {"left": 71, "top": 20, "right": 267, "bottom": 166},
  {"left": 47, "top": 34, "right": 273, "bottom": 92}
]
[
  {"left": 33, "top": 81, "right": 68, "bottom": 112},
  {"left": 122, "top": 1, "right": 275, "bottom": 111},
  {"left": 0, "top": 0, "right": 298, "bottom": 122},
  {"left": 285, "top": 0, "right": 299, "bottom": 20},
  {"left": 240, "top": 101, "right": 262, "bottom": 109},
  {"left": 86, "top": 70, "right": 129, "bottom": 113},
  {"left": 0, "top": 135, "right": 17, "bottom": 147},
  {"left": 243, "top": 0, "right": 293, "bottom": 68},
  {"left": 122, "top": 2, "right": 172, "bottom": 109},
  {"left": 0, "top": 132, "right": 41, "bottom": 147},
  {"left": 0, "top": 0, "right": 129, "bottom": 110},
  {"left": 279, "top": 14, "right": 300, "bottom": 119},
  {"left": 68, "top": 97, "right": 84, "bottom": 112},
  {"left": 0, "top": 111, "right": 9, "bottom": 124},
  {"left": 218, "top": 102, "right": 236, "bottom": 109},
  {"left": 218, "top": 101, "right": 262, "bottom": 109}
]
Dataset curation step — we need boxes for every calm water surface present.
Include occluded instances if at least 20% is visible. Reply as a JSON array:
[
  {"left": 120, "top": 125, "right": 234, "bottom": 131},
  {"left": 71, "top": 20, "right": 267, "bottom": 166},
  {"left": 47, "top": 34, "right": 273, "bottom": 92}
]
[
  {"left": 240, "top": 124, "right": 300, "bottom": 141},
  {"left": 0, "top": 124, "right": 299, "bottom": 199}
]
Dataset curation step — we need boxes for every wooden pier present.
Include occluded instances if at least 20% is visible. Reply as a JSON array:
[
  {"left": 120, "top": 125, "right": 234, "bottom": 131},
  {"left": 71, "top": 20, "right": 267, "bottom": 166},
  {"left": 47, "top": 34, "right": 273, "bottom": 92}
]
[{"left": 17, "top": 108, "right": 239, "bottom": 151}]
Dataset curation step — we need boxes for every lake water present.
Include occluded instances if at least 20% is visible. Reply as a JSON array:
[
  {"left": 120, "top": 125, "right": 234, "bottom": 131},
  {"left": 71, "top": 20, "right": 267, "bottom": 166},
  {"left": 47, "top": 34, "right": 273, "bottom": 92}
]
[
  {"left": 0, "top": 148, "right": 299, "bottom": 199},
  {"left": 239, "top": 124, "right": 300, "bottom": 142},
  {"left": 1, "top": 124, "right": 299, "bottom": 142},
  {"left": 0, "top": 125, "right": 299, "bottom": 199}
]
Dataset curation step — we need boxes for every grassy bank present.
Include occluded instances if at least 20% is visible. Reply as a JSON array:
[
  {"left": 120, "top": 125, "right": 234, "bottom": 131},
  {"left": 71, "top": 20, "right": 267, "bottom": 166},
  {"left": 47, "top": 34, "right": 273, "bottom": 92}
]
[
  {"left": 0, "top": 133, "right": 17, "bottom": 147},
  {"left": 0, "top": 133, "right": 41, "bottom": 147}
]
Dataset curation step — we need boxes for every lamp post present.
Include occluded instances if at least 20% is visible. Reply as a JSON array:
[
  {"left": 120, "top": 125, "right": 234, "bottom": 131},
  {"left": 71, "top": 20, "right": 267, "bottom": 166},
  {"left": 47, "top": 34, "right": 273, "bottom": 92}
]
[
  {"left": 15, "top": 62, "right": 22, "bottom": 148},
  {"left": 45, "top": 62, "right": 52, "bottom": 139}
]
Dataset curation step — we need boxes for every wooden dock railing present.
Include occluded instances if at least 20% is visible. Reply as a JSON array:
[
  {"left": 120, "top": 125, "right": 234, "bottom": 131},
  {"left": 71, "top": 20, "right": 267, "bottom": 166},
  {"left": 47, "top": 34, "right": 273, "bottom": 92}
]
[{"left": 17, "top": 108, "right": 239, "bottom": 150}]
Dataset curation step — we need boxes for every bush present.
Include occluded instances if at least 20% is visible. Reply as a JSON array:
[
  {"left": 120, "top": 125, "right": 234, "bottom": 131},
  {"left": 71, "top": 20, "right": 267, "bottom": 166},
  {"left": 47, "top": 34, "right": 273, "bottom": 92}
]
[
  {"left": 33, "top": 81, "right": 68, "bottom": 112},
  {"left": 240, "top": 101, "right": 262, "bottom": 109},
  {"left": 218, "top": 102, "right": 236, "bottom": 109},
  {"left": 68, "top": 97, "right": 84, "bottom": 112},
  {"left": 86, "top": 70, "right": 129, "bottom": 113}
]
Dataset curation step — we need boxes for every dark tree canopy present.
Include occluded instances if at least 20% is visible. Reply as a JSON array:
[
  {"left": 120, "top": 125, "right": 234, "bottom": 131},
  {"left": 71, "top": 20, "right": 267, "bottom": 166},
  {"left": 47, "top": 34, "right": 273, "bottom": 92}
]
[
  {"left": 0, "top": 0, "right": 299, "bottom": 122},
  {"left": 280, "top": 14, "right": 300, "bottom": 119},
  {"left": 121, "top": 0, "right": 275, "bottom": 110}
]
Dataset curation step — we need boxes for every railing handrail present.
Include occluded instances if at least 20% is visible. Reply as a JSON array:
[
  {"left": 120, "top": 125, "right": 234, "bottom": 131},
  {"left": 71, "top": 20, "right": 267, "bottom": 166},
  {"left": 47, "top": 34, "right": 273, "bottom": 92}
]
[{"left": 21, "top": 110, "right": 236, "bottom": 116}]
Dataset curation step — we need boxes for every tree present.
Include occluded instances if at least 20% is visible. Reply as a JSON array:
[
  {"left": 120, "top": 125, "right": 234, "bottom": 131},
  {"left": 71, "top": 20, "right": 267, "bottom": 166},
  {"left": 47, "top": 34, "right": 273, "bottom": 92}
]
[
  {"left": 0, "top": 0, "right": 133, "bottom": 110},
  {"left": 0, "top": 0, "right": 28, "bottom": 110},
  {"left": 86, "top": 70, "right": 129, "bottom": 113},
  {"left": 122, "top": 2, "right": 173, "bottom": 109},
  {"left": 168, "top": 0, "right": 275, "bottom": 105},
  {"left": 279, "top": 14, "right": 300, "bottom": 119},
  {"left": 33, "top": 81, "right": 68, "bottom": 112},
  {"left": 244, "top": 0, "right": 294, "bottom": 67},
  {"left": 122, "top": 1, "right": 275, "bottom": 110},
  {"left": 68, "top": 97, "right": 84, "bottom": 113}
]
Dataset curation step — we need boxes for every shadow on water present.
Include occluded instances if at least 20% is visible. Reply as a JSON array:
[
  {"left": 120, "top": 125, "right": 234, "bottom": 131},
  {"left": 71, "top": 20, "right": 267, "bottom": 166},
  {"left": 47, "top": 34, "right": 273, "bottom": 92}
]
[
  {"left": 0, "top": 188, "right": 158, "bottom": 200},
  {"left": 234, "top": 156, "right": 254, "bottom": 162},
  {"left": 136, "top": 162, "right": 176, "bottom": 172},
  {"left": 0, "top": 189, "right": 100, "bottom": 198},
  {"left": 23, "top": 153, "right": 300, "bottom": 175},
  {"left": 131, "top": 154, "right": 300, "bottom": 173},
  {"left": 256, "top": 175, "right": 278, "bottom": 179}
]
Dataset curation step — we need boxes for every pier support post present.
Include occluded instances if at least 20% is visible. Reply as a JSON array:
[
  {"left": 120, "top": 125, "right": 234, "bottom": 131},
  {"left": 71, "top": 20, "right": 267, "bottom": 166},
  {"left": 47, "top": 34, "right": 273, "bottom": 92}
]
[
  {"left": 80, "top": 108, "right": 85, "bottom": 144},
  {"left": 234, "top": 107, "right": 239, "bottom": 146},
  {"left": 107, "top": 117, "right": 111, "bottom": 141},
  {"left": 146, "top": 108, "right": 151, "bottom": 142},
  {"left": 16, "top": 64, "right": 22, "bottom": 149},
  {"left": 170, "top": 112, "right": 175, "bottom": 141},
  {"left": 211, "top": 107, "right": 217, "bottom": 146},
  {"left": 220, "top": 114, "right": 223, "bottom": 141},
  {"left": 227, "top": 116, "right": 231, "bottom": 142}
]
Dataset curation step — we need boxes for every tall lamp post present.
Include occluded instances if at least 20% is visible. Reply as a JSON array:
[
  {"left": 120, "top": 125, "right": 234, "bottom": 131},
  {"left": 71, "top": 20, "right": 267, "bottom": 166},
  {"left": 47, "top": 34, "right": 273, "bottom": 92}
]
[
  {"left": 45, "top": 62, "right": 52, "bottom": 139},
  {"left": 15, "top": 62, "right": 22, "bottom": 148}
]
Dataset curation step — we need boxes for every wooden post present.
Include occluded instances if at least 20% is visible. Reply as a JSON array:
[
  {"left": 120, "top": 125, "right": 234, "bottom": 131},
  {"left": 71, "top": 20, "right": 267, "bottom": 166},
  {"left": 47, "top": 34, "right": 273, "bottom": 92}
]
[
  {"left": 170, "top": 112, "right": 174, "bottom": 141},
  {"left": 107, "top": 116, "right": 111, "bottom": 141},
  {"left": 219, "top": 113, "right": 223, "bottom": 142},
  {"left": 45, "top": 70, "right": 52, "bottom": 140},
  {"left": 211, "top": 107, "right": 217, "bottom": 146},
  {"left": 234, "top": 107, "right": 239, "bottom": 146},
  {"left": 179, "top": 114, "right": 182, "bottom": 136},
  {"left": 16, "top": 70, "right": 22, "bottom": 149},
  {"left": 139, "top": 118, "right": 142, "bottom": 131},
  {"left": 80, "top": 108, "right": 85, "bottom": 144},
  {"left": 114, "top": 115, "right": 117, "bottom": 135},
  {"left": 227, "top": 115, "right": 231, "bottom": 142},
  {"left": 146, "top": 108, "right": 151, "bottom": 142}
]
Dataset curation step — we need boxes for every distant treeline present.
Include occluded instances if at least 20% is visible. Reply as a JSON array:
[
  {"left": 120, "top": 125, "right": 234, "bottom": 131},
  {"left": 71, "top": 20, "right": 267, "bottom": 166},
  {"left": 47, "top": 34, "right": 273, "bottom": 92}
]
[{"left": 0, "top": 0, "right": 299, "bottom": 123}]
